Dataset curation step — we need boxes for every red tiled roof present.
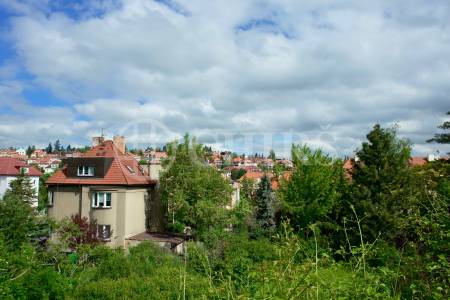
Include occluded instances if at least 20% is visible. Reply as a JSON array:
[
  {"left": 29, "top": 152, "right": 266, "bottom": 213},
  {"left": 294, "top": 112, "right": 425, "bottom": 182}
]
[
  {"left": 47, "top": 140, "right": 155, "bottom": 186},
  {"left": 409, "top": 157, "right": 427, "bottom": 166},
  {"left": 0, "top": 157, "right": 42, "bottom": 176}
]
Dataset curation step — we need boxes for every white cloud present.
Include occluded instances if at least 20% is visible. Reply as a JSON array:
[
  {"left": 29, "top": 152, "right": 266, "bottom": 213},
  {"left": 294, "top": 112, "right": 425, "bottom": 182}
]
[{"left": 0, "top": 0, "right": 449, "bottom": 155}]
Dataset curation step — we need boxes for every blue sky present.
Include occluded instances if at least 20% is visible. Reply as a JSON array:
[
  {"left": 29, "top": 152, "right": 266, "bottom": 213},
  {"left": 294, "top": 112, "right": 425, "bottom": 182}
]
[{"left": 0, "top": 0, "right": 449, "bottom": 157}]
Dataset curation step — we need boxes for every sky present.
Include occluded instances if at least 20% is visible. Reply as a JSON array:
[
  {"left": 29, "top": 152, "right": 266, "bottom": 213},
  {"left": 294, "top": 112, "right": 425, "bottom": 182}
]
[{"left": 0, "top": 0, "right": 449, "bottom": 157}]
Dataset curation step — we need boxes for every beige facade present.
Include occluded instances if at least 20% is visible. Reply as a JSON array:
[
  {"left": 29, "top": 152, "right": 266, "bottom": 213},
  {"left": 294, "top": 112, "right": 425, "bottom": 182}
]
[{"left": 48, "top": 185, "right": 155, "bottom": 248}]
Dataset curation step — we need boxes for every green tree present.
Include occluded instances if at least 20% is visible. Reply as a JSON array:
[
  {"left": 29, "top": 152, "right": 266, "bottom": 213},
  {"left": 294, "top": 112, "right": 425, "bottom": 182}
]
[
  {"left": 240, "top": 177, "right": 255, "bottom": 202},
  {"left": 231, "top": 168, "right": 246, "bottom": 181},
  {"left": 255, "top": 175, "right": 276, "bottom": 233},
  {"left": 350, "top": 124, "right": 413, "bottom": 243},
  {"left": 159, "top": 134, "right": 232, "bottom": 236},
  {"left": 280, "top": 144, "right": 344, "bottom": 231},
  {"left": 26, "top": 145, "right": 35, "bottom": 157},
  {"left": 0, "top": 174, "right": 39, "bottom": 250},
  {"left": 45, "top": 143, "right": 53, "bottom": 154},
  {"left": 0, "top": 194, "right": 36, "bottom": 250},
  {"left": 54, "top": 139, "right": 62, "bottom": 153},
  {"left": 427, "top": 111, "right": 450, "bottom": 144},
  {"left": 269, "top": 149, "right": 276, "bottom": 160},
  {"left": 38, "top": 173, "right": 51, "bottom": 210},
  {"left": 7, "top": 170, "right": 37, "bottom": 204}
]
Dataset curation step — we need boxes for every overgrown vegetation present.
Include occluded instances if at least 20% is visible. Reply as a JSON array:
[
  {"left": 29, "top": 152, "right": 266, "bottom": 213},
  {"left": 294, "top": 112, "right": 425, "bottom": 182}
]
[{"left": 1, "top": 121, "right": 449, "bottom": 299}]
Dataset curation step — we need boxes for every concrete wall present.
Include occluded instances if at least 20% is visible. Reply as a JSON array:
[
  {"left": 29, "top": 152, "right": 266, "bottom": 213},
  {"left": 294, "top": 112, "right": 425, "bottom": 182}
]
[
  {"left": 48, "top": 186, "right": 81, "bottom": 220},
  {"left": 48, "top": 185, "right": 154, "bottom": 248},
  {"left": 0, "top": 175, "right": 40, "bottom": 207}
]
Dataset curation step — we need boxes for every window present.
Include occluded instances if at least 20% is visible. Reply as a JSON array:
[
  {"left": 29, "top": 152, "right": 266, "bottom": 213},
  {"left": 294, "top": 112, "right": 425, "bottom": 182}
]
[
  {"left": 126, "top": 165, "right": 135, "bottom": 174},
  {"left": 20, "top": 167, "right": 29, "bottom": 174},
  {"left": 92, "top": 192, "right": 112, "bottom": 208},
  {"left": 48, "top": 191, "right": 54, "bottom": 206},
  {"left": 97, "top": 224, "right": 111, "bottom": 240},
  {"left": 77, "top": 166, "right": 95, "bottom": 176}
]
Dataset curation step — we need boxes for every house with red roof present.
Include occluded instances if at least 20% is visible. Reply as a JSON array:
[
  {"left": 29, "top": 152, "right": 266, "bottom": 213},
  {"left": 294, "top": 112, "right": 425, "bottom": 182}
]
[
  {"left": 0, "top": 157, "right": 42, "bottom": 207},
  {"left": 46, "top": 136, "right": 162, "bottom": 248}
]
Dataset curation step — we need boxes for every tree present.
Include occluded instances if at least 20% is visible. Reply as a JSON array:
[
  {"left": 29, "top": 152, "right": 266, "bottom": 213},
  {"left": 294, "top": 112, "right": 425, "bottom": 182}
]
[
  {"left": 57, "top": 214, "right": 101, "bottom": 249},
  {"left": 350, "top": 124, "right": 413, "bottom": 243},
  {"left": 159, "top": 134, "right": 232, "bottom": 236},
  {"left": 269, "top": 149, "right": 276, "bottom": 160},
  {"left": 255, "top": 175, "right": 276, "bottom": 233},
  {"left": 280, "top": 144, "right": 344, "bottom": 232},
  {"left": 231, "top": 168, "right": 246, "bottom": 181},
  {"left": 0, "top": 194, "right": 36, "bottom": 250},
  {"left": 45, "top": 143, "right": 53, "bottom": 154},
  {"left": 427, "top": 111, "right": 450, "bottom": 152},
  {"left": 26, "top": 145, "right": 35, "bottom": 157},
  {"left": 54, "top": 140, "right": 61, "bottom": 153},
  {"left": 7, "top": 170, "right": 37, "bottom": 204},
  {"left": 0, "top": 174, "right": 39, "bottom": 250},
  {"left": 66, "top": 144, "right": 72, "bottom": 152}
]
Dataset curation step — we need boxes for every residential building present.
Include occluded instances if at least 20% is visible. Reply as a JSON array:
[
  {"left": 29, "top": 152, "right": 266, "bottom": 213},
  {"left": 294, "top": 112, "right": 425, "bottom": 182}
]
[
  {"left": 16, "top": 148, "right": 26, "bottom": 156},
  {"left": 46, "top": 137, "right": 163, "bottom": 248},
  {"left": 0, "top": 157, "right": 42, "bottom": 206}
]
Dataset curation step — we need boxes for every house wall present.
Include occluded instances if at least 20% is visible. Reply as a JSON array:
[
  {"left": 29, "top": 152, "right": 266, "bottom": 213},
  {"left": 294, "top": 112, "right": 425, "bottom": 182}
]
[
  {"left": 47, "top": 186, "right": 81, "bottom": 220},
  {"left": 0, "top": 175, "right": 40, "bottom": 207},
  {"left": 124, "top": 189, "right": 147, "bottom": 242},
  {"left": 48, "top": 185, "right": 154, "bottom": 248}
]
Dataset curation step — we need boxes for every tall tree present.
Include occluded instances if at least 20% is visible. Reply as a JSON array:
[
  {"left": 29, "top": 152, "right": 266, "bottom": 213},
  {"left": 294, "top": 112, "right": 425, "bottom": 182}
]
[
  {"left": 159, "top": 134, "right": 232, "bottom": 236},
  {"left": 0, "top": 174, "right": 39, "bottom": 249},
  {"left": 7, "top": 170, "right": 37, "bottom": 204},
  {"left": 351, "top": 124, "right": 413, "bottom": 242},
  {"left": 53, "top": 140, "right": 61, "bottom": 153},
  {"left": 26, "top": 145, "right": 33, "bottom": 157},
  {"left": 45, "top": 143, "right": 53, "bottom": 154},
  {"left": 255, "top": 175, "right": 276, "bottom": 233},
  {"left": 269, "top": 149, "right": 276, "bottom": 160},
  {"left": 427, "top": 111, "right": 450, "bottom": 152},
  {"left": 280, "top": 144, "right": 344, "bottom": 231}
]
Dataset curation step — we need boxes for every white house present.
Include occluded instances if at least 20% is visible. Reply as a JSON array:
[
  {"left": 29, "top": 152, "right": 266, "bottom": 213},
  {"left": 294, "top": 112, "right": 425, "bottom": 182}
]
[
  {"left": 0, "top": 157, "right": 42, "bottom": 207},
  {"left": 16, "top": 148, "right": 26, "bottom": 156}
]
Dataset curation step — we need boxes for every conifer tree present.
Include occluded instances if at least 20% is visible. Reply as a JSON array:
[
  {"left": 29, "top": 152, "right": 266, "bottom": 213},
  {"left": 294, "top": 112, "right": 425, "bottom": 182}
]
[
  {"left": 0, "top": 172, "right": 38, "bottom": 249},
  {"left": 45, "top": 143, "right": 53, "bottom": 154},
  {"left": 7, "top": 170, "right": 37, "bottom": 204},
  {"left": 351, "top": 124, "right": 413, "bottom": 242},
  {"left": 427, "top": 111, "right": 450, "bottom": 153},
  {"left": 255, "top": 175, "right": 275, "bottom": 232}
]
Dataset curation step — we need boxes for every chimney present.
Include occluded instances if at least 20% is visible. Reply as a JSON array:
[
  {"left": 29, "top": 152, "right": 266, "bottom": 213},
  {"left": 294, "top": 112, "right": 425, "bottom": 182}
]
[
  {"left": 92, "top": 136, "right": 105, "bottom": 147},
  {"left": 113, "top": 135, "right": 126, "bottom": 154}
]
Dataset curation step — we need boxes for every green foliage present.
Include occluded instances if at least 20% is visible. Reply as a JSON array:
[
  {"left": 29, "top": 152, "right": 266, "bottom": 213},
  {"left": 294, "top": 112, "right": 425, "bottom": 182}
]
[
  {"left": 427, "top": 111, "right": 450, "bottom": 145},
  {"left": 280, "top": 144, "right": 345, "bottom": 231},
  {"left": 350, "top": 124, "right": 414, "bottom": 243},
  {"left": 254, "top": 175, "right": 276, "bottom": 233},
  {"left": 230, "top": 168, "right": 246, "bottom": 180},
  {"left": 269, "top": 149, "right": 276, "bottom": 160},
  {"left": 160, "top": 134, "right": 232, "bottom": 236},
  {"left": 6, "top": 171, "right": 36, "bottom": 204},
  {"left": 38, "top": 173, "right": 51, "bottom": 211},
  {"left": 25, "top": 145, "right": 35, "bottom": 158},
  {"left": 0, "top": 194, "right": 37, "bottom": 250}
]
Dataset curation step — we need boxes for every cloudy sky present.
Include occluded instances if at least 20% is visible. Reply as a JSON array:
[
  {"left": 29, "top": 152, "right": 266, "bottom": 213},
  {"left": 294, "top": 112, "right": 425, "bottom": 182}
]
[{"left": 0, "top": 0, "right": 449, "bottom": 157}]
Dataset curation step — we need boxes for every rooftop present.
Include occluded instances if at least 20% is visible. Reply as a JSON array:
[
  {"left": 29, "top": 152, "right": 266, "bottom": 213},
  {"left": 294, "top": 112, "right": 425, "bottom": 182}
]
[{"left": 47, "top": 140, "right": 155, "bottom": 186}]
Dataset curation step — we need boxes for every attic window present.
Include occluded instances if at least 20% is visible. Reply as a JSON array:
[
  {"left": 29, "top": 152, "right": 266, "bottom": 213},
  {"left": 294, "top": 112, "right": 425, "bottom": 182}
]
[
  {"left": 20, "top": 167, "right": 29, "bottom": 174},
  {"left": 126, "top": 165, "right": 135, "bottom": 174},
  {"left": 77, "top": 166, "right": 95, "bottom": 176}
]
